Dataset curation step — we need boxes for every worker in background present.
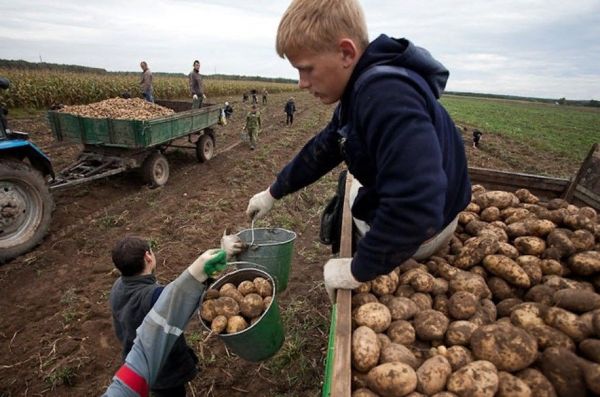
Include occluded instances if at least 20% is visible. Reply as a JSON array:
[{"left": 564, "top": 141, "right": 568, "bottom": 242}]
[
  {"left": 243, "top": 104, "right": 261, "bottom": 150},
  {"left": 473, "top": 129, "right": 482, "bottom": 149},
  {"left": 189, "top": 60, "right": 206, "bottom": 109},
  {"left": 140, "top": 61, "right": 154, "bottom": 103},
  {"left": 284, "top": 97, "right": 296, "bottom": 126}
]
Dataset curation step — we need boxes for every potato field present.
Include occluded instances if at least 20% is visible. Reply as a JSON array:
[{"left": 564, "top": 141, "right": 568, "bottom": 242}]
[{"left": 0, "top": 68, "right": 599, "bottom": 397}]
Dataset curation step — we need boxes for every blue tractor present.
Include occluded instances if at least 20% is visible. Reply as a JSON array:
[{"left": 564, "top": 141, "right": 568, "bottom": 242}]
[{"left": 0, "top": 77, "right": 54, "bottom": 262}]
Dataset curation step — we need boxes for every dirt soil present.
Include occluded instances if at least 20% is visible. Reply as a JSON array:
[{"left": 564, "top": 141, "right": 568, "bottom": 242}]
[{"left": 0, "top": 92, "right": 580, "bottom": 396}]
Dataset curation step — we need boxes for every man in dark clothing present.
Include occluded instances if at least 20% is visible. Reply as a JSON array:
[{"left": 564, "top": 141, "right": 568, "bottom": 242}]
[
  {"left": 223, "top": 102, "right": 233, "bottom": 119},
  {"left": 189, "top": 60, "right": 205, "bottom": 109},
  {"left": 109, "top": 236, "right": 197, "bottom": 396},
  {"left": 246, "top": 0, "right": 471, "bottom": 301},
  {"left": 473, "top": 129, "right": 482, "bottom": 148},
  {"left": 284, "top": 97, "right": 296, "bottom": 126}
]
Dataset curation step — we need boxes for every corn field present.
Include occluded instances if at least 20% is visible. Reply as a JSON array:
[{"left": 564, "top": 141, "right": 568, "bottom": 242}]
[{"left": 0, "top": 68, "right": 298, "bottom": 108}]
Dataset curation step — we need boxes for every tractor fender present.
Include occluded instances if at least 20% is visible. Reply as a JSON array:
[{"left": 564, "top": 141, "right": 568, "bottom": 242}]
[{"left": 0, "top": 140, "right": 54, "bottom": 178}]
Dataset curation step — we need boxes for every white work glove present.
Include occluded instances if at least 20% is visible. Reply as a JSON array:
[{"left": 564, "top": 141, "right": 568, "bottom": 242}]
[
  {"left": 323, "top": 258, "right": 361, "bottom": 303},
  {"left": 246, "top": 188, "right": 275, "bottom": 220},
  {"left": 220, "top": 231, "right": 246, "bottom": 259},
  {"left": 187, "top": 248, "right": 222, "bottom": 283},
  {"left": 193, "top": 94, "right": 198, "bottom": 100},
  {"left": 202, "top": 94, "right": 207, "bottom": 99}
]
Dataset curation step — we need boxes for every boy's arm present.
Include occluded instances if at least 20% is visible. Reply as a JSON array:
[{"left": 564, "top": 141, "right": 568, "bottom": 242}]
[
  {"left": 269, "top": 109, "right": 343, "bottom": 199},
  {"left": 103, "top": 249, "right": 223, "bottom": 397}
]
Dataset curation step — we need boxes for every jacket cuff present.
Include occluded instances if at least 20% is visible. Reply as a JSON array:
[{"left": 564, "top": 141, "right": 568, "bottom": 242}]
[{"left": 268, "top": 184, "right": 283, "bottom": 200}]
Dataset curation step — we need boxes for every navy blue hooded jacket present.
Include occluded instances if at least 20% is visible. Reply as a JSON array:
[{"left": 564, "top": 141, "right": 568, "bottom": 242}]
[{"left": 270, "top": 35, "right": 471, "bottom": 281}]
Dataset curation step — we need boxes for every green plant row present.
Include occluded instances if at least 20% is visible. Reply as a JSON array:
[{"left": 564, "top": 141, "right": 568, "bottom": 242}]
[{"left": 0, "top": 68, "right": 297, "bottom": 109}]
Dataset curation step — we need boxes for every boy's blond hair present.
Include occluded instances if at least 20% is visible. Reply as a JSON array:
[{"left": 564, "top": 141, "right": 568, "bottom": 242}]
[{"left": 276, "top": 0, "right": 369, "bottom": 58}]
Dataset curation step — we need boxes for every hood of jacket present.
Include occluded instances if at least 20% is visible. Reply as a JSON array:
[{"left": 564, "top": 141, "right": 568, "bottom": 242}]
[{"left": 347, "top": 34, "right": 449, "bottom": 99}]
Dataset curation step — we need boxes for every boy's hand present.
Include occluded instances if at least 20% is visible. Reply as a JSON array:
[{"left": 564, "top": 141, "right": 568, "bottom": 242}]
[
  {"left": 246, "top": 188, "right": 275, "bottom": 220},
  {"left": 221, "top": 231, "right": 247, "bottom": 258},
  {"left": 188, "top": 249, "right": 226, "bottom": 282},
  {"left": 323, "top": 258, "right": 361, "bottom": 303}
]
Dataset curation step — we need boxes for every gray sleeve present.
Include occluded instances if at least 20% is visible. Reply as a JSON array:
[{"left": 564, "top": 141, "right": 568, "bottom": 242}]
[{"left": 103, "top": 270, "right": 205, "bottom": 397}]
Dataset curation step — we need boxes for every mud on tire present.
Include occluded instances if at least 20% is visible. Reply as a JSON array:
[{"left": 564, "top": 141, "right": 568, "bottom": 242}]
[{"left": 0, "top": 159, "right": 54, "bottom": 262}]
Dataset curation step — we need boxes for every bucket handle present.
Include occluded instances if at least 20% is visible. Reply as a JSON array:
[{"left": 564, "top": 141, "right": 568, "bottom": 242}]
[{"left": 225, "top": 261, "right": 280, "bottom": 286}]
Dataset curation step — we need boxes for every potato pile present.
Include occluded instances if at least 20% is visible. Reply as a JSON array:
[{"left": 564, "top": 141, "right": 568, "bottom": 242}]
[
  {"left": 351, "top": 186, "right": 600, "bottom": 397},
  {"left": 201, "top": 277, "right": 273, "bottom": 334},
  {"left": 58, "top": 98, "right": 175, "bottom": 120}
]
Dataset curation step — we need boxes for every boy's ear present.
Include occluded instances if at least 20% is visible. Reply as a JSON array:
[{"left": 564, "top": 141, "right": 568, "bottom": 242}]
[{"left": 339, "top": 38, "right": 359, "bottom": 68}]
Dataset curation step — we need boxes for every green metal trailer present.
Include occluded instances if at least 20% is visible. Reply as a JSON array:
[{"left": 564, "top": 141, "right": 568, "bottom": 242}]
[{"left": 47, "top": 100, "right": 223, "bottom": 189}]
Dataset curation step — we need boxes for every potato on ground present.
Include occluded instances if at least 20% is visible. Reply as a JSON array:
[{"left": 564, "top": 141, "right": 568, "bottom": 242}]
[
  {"left": 367, "top": 362, "right": 417, "bottom": 397},
  {"left": 446, "top": 360, "right": 499, "bottom": 397},
  {"left": 540, "top": 347, "right": 587, "bottom": 397},
  {"left": 496, "top": 371, "right": 532, "bottom": 397},
  {"left": 413, "top": 310, "right": 449, "bottom": 341},
  {"left": 354, "top": 302, "right": 392, "bottom": 333},
  {"left": 380, "top": 343, "right": 420, "bottom": 369},
  {"left": 352, "top": 326, "right": 381, "bottom": 373},
  {"left": 416, "top": 355, "right": 452, "bottom": 395},
  {"left": 515, "top": 368, "right": 557, "bottom": 397},
  {"left": 483, "top": 255, "right": 531, "bottom": 288},
  {"left": 470, "top": 323, "right": 538, "bottom": 372}
]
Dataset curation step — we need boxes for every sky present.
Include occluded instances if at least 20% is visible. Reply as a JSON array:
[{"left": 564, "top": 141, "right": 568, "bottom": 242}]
[{"left": 1, "top": 0, "right": 599, "bottom": 100}]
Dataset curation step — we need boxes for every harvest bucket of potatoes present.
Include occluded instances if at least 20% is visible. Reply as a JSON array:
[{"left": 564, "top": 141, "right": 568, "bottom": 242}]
[{"left": 199, "top": 263, "right": 285, "bottom": 362}]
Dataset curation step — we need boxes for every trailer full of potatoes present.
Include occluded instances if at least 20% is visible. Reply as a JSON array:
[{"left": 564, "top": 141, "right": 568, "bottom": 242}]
[{"left": 350, "top": 187, "right": 600, "bottom": 397}]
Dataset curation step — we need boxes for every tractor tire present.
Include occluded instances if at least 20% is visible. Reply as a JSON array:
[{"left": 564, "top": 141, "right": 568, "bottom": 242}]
[
  {"left": 196, "top": 134, "right": 215, "bottom": 163},
  {"left": 0, "top": 159, "right": 54, "bottom": 262},
  {"left": 142, "top": 151, "right": 170, "bottom": 188}
]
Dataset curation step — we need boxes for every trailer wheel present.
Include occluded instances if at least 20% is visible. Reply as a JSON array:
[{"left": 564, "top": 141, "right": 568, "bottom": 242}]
[
  {"left": 0, "top": 159, "right": 54, "bottom": 263},
  {"left": 196, "top": 134, "right": 215, "bottom": 163},
  {"left": 142, "top": 152, "right": 170, "bottom": 188}
]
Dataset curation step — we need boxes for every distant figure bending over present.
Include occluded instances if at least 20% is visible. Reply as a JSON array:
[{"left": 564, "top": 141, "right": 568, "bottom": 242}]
[{"left": 473, "top": 129, "right": 482, "bottom": 148}]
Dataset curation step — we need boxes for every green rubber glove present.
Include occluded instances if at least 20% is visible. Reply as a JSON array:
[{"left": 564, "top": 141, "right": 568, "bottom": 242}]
[{"left": 203, "top": 249, "right": 227, "bottom": 277}]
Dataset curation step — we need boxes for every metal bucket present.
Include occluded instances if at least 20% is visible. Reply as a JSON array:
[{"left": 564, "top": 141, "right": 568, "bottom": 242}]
[
  {"left": 200, "top": 267, "right": 284, "bottom": 362},
  {"left": 236, "top": 228, "right": 297, "bottom": 293}
]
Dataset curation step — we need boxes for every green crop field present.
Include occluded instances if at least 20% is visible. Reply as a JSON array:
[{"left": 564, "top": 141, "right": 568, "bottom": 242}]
[
  {"left": 0, "top": 68, "right": 297, "bottom": 109},
  {"left": 441, "top": 95, "right": 600, "bottom": 163}
]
